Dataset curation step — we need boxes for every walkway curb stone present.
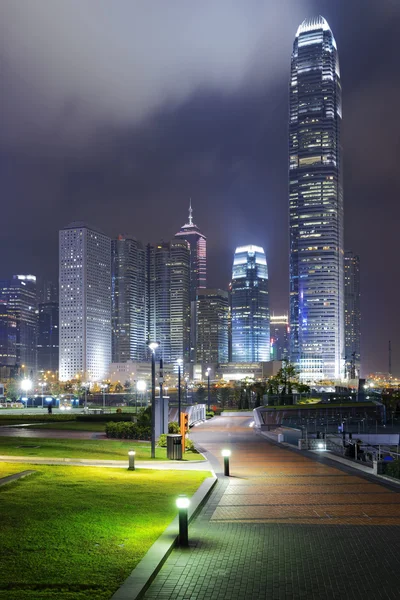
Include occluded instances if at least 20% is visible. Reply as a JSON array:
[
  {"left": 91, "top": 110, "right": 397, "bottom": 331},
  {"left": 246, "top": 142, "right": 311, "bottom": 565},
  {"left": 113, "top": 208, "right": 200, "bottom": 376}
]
[
  {"left": 0, "top": 469, "right": 36, "bottom": 487},
  {"left": 111, "top": 475, "right": 217, "bottom": 600}
]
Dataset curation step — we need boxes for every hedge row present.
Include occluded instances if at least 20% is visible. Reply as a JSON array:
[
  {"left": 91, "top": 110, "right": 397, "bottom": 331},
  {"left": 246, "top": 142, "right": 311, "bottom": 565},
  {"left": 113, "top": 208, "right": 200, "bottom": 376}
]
[
  {"left": 105, "top": 421, "right": 151, "bottom": 439},
  {"left": 77, "top": 413, "right": 135, "bottom": 423}
]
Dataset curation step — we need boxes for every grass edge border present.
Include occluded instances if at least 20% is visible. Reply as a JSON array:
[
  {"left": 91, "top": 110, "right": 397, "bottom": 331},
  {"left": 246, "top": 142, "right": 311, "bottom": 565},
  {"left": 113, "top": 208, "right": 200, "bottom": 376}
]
[{"left": 110, "top": 475, "right": 217, "bottom": 600}]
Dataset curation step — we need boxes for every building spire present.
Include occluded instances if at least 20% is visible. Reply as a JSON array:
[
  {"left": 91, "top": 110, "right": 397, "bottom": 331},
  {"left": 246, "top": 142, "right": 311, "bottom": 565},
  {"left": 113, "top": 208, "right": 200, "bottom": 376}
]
[{"left": 188, "top": 198, "right": 193, "bottom": 226}]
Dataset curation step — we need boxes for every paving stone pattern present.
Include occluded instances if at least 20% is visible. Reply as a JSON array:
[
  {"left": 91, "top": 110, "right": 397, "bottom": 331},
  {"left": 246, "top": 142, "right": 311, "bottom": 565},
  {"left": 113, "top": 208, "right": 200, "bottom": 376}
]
[{"left": 144, "top": 417, "right": 400, "bottom": 599}]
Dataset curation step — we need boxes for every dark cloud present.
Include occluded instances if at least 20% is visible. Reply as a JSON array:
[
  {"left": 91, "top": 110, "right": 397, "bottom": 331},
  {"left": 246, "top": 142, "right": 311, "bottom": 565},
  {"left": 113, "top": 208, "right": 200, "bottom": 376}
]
[{"left": 0, "top": 0, "right": 399, "bottom": 376}]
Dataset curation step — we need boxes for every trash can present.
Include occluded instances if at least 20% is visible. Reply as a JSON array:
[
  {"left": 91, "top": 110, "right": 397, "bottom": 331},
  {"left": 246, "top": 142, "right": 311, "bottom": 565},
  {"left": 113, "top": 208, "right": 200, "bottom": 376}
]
[{"left": 167, "top": 434, "right": 183, "bottom": 460}]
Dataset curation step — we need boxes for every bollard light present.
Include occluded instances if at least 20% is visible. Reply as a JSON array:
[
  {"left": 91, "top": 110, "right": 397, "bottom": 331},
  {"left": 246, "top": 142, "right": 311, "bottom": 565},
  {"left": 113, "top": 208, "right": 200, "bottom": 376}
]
[
  {"left": 221, "top": 449, "right": 231, "bottom": 476},
  {"left": 176, "top": 495, "right": 190, "bottom": 546},
  {"left": 128, "top": 450, "right": 136, "bottom": 470}
]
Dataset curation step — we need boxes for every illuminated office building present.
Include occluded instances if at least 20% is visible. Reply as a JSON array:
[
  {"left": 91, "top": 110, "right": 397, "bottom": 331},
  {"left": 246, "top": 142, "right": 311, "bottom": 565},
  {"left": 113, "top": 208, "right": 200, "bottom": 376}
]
[
  {"left": 289, "top": 16, "right": 344, "bottom": 381},
  {"left": 147, "top": 238, "right": 190, "bottom": 363},
  {"left": 344, "top": 252, "right": 361, "bottom": 378},
  {"left": 175, "top": 202, "right": 206, "bottom": 302},
  {"left": 37, "top": 302, "right": 59, "bottom": 372},
  {"left": 111, "top": 235, "right": 146, "bottom": 363},
  {"left": 195, "top": 289, "right": 229, "bottom": 364},
  {"left": 59, "top": 223, "right": 111, "bottom": 381},
  {"left": 270, "top": 314, "right": 289, "bottom": 361},
  {"left": 0, "top": 275, "right": 38, "bottom": 374},
  {"left": 231, "top": 246, "right": 270, "bottom": 362}
]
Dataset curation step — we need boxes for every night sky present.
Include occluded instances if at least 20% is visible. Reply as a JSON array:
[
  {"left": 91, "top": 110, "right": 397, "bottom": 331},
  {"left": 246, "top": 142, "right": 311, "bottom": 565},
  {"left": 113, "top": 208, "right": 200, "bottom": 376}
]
[{"left": 1, "top": 0, "right": 399, "bottom": 376}]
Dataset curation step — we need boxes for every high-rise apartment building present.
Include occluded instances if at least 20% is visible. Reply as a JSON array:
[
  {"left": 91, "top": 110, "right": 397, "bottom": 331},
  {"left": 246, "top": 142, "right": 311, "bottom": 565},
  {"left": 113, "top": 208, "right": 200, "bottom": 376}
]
[
  {"left": 195, "top": 289, "right": 229, "bottom": 364},
  {"left": 59, "top": 223, "right": 111, "bottom": 381},
  {"left": 289, "top": 16, "right": 344, "bottom": 381},
  {"left": 231, "top": 246, "right": 270, "bottom": 362},
  {"left": 0, "top": 275, "right": 38, "bottom": 374},
  {"left": 37, "top": 302, "right": 59, "bottom": 372},
  {"left": 175, "top": 203, "right": 207, "bottom": 302},
  {"left": 270, "top": 314, "right": 289, "bottom": 361},
  {"left": 344, "top": 252, "right": 361, "bottom": 378},
  {"left": 147, "top": 238, "right": 190, "bottom": 363},
  {"left": 38, "top": 280, "right": 58, "bottom": 304},
  {"left": 111, "top": 235, "right": 146, "bottom": 363}
]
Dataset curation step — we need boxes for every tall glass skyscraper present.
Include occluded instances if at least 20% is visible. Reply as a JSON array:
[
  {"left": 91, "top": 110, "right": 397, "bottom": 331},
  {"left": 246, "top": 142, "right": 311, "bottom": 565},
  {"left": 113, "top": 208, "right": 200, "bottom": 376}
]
[
  {"left": 111, "top": 235, "right": 146, "bottom": 363},
  {"left": 59, "top": 223, "right": 111, "bottom": 382},
  {"left": 289, "top": 16, "right": 344, "bottom": 381},
  {"left": 231, "top": 246, "right": 270, "bottom": 362},
  {"left": 344, "top": 252, "right": 361, "bottom": 379},
  {"left": 175, "top": 202, "right": 206, "bottom": 302}
]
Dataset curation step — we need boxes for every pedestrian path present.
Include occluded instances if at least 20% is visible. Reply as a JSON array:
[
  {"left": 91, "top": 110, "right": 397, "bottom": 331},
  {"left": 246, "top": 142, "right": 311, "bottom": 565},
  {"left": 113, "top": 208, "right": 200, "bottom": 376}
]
[{"left": 143, "top": 416, "right": 400, "bottom": 600}]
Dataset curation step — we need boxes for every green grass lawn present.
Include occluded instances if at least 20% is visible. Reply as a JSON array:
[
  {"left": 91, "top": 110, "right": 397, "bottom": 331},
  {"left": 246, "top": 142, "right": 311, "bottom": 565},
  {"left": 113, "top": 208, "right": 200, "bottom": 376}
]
[
  {"left": 0, "top": 462, "right": 34, "bottom": 478},
  {"left": 0, "top": 463, "right": 210, "bottom": 600},
  {"left": 0, "top": 437, "right": 204, "bottom": 461}
]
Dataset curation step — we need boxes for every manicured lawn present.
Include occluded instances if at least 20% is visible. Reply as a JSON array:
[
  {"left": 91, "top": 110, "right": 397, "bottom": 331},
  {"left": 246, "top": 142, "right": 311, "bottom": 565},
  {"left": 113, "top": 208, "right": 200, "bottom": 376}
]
[
  {"left": 0, "top": 463, "right": 210, "bottom": 599},
  {"left": 0, "top": 462, "right": 33, "bottom": 478},
  {"left": 0, "top": 437, "right": 204, "bottom": 461}
]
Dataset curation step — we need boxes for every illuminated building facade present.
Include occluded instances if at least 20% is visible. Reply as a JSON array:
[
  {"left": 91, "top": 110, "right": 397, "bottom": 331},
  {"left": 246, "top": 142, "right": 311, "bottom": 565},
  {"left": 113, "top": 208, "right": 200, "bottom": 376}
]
[
  {"left": 344, "top": 252, "right": 361, "bottom": 378},
  {"left": 59, "top": 223, "right": 111, "bottom": 381},
  {"left": 231, "top": 245, "right": 270, "bottom": 362},
  {"left": 0, "top": 275, "right": 38, "bottom": 374},
  {"left": 270, "top": 314, "right": 289, "bottom": 361},
  {"left": 175, "top": 202, "right": 207, "bottom": 302},
  {"left": 111, "top": 235, "right": 146, "bottom": 363},
  {"left": 37, "top": 302, "right": 59, "bottom": 372},
  {"left": 147, "top": 238, "right": 190, "bottom": 362},
  {"left": 195, "top": 289, "right": 229, "bottom": 364},
  {"left": 0, "top": 301, "right": 17, "bottom": 367},
  {"left": 289, "top": 16, "right": 344, "bottom": 381}
]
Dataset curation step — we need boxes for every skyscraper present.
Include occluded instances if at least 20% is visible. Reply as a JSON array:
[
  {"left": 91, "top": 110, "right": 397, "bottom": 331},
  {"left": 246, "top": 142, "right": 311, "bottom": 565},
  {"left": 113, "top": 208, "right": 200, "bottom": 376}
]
[
  {"left": 59, "top": 223, "right": 111, "bottom": 381},
  {"left": 0, "top": 301, "right": 17, "bottom": 368},
  {"left": 195, "top": 289, "right": 229, "bottom": 364},
  {"left": 111, "top": 235, "right": 146, "bottom": 363},
  {"left": 289, "top": 16, "right": 344, "bottom": 381},
  {"left": 270, "top": 314, "right": 289, "bottom": 361},
  {"left": 344, "top": 252, "right": 361, "bottom": 378},
  {"left": 231, "top": 245, "right": 270, "bottom": 362},
  {"left": 175, "top": 202, "right": 207, "bottom": 302},
  {"left": 147, "top": 238, "right": 190, "bottom": 363},
  {"left": 0, "top": 275, "right": 38, "bottom": 374},
  {"left": 37, "top": 302, "right": 59, "bottom": 372}
]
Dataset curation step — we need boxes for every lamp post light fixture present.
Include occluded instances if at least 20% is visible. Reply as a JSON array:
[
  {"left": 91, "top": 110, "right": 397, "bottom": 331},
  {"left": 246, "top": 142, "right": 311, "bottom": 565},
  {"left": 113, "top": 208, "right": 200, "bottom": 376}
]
[
  {"left": 148, "top": 341, "right": 159, "bottom": 459},
  {"left": 206, "top": 368, "right": 211, "bottom": 411},
  {"left": 176, "top": 495, "right": 190, "bottom": 546},
  {"left": 177, "top": 358, "right": 183, "bottom": 431},
  {"left": 21, "top": 379, "right": 32, "bottom": 408},
  {"left": 128, "top": 450, "right": 136, "bottom": 471},
  {"left": 136, "top": 380, "right": 147, "bottom": 412},
  {"left": 221, "top": 449, "right": 231, "bottom": 476}
]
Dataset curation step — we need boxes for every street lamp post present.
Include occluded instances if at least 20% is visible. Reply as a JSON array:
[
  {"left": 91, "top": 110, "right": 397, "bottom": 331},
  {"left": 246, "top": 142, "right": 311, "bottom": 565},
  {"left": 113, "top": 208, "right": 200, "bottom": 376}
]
[
  {"left": 177, "top": 358, "right": 183, "bottom": 430},
  {"left": 148, "top": 342, "right": 159, "bottom": 459},
  {"left": 21, "top": 379, "right": 32, "bottom": 408},
  {"left": 101, "top": 384, "right": 108, "bottom": 410},
  {"left": 207, "top": 368, "right": 211, "bottom": 411}
]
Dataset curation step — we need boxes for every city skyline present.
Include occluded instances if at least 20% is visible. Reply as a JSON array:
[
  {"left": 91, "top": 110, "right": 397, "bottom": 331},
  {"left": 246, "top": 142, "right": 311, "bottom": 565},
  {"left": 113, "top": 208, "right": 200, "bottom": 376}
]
[{"left": 1, "top": 2, "right": 399, "bottom": 375}]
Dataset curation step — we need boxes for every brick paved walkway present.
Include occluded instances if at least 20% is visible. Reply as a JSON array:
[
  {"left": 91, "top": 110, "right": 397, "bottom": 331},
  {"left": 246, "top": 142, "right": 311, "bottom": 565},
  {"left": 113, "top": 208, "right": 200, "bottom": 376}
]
[{"left": 144, "top": 416, "right": 400, "bottom": 599}]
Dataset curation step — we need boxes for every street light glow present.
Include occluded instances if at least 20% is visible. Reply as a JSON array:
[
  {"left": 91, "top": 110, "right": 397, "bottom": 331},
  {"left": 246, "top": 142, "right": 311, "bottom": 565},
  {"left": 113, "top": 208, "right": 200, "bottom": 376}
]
[
  {"left": 221, "top": 449, "right": 231, "bottom": 457},
  {"left": 148, "top": 341, "right": 159, "bottom": 352},
  {"left": 136, "top": 380, "right": 147, "bottom": 392},
  {"left": 21, "top": 379, "right": 32, "bottom": 392},
  {"left": 176, "top": 495, "right": 190, "bottom": 509}
]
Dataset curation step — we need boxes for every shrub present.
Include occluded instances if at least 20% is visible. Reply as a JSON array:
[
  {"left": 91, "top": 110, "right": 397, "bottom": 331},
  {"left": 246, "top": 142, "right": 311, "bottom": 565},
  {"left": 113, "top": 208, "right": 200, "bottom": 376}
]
[
  {"left": 206, "top": 411, "right": 214, "bottom": 419},
  {"left": 105, "top": 421, "right": 151, "bottom": 440},
  {"left": 185, "top": 437, "right": 198, "bottom": 453},
  {"left": 157, "top": 434, "right": 167, "bottom": 447},
  {"left": 385, "top": 459, "right": 400, "bottom": 480},
  {"left": 168, "top": 421, "right": 180, "bottom": 433}
]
